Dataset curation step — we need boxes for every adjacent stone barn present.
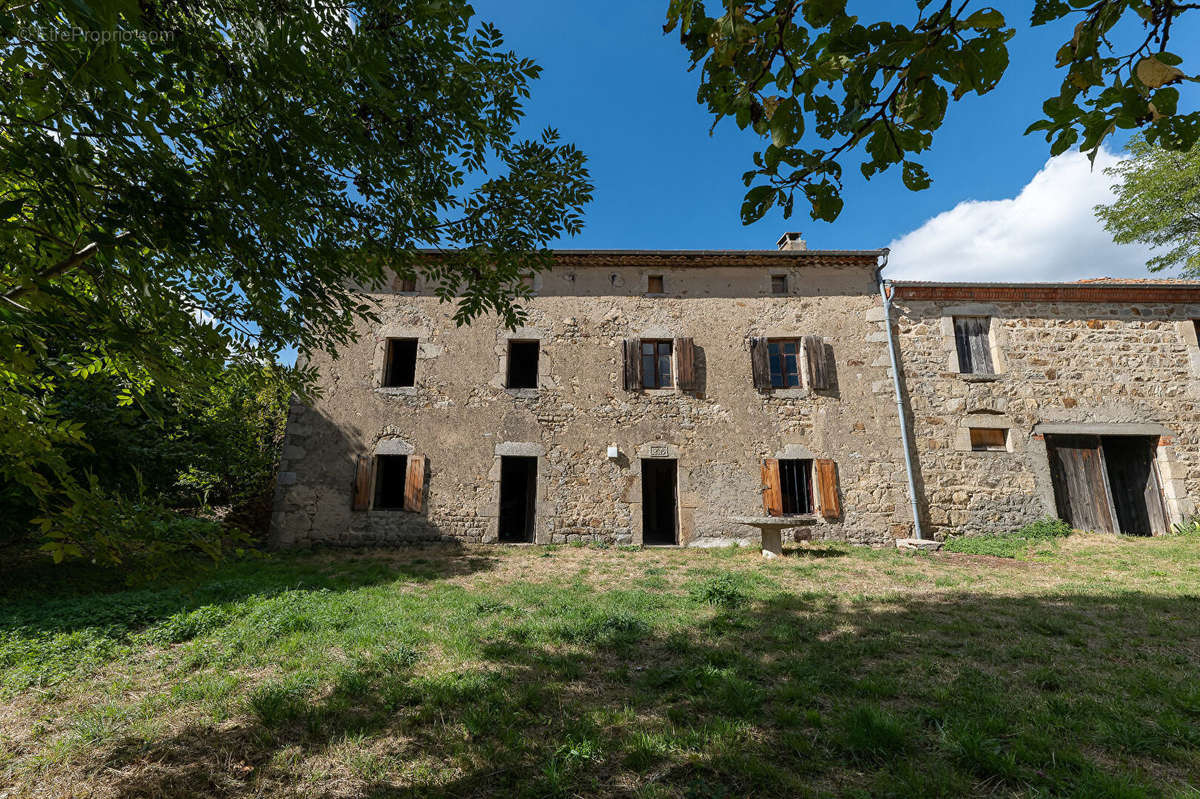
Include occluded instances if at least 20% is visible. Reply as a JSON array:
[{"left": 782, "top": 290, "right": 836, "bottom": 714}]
[
  {"left": 891, "top": 280, "right": 1200, "bottom": 539},
  {"left": 271, "top": 242, "right": 917, "bottom": 548}
]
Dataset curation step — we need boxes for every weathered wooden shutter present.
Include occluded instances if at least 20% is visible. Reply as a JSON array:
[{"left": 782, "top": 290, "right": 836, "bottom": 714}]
[
  {"left": 622, "top": 338, "right": 642, "bottom": 391},
  {"left": 749, "top": 337, "right": 771, "bottom": 390},
  {"left": 674, "top": 337, "right": 696, "bottom": 390},
  {"left": 803, "top": 335, "right": 830, "bottom": 390},
  {"left": 404, "top": 454, "right": 427, "bottom": 512},
  {"left": 761, "top": 458, "right": 783, "bottom": 516},
  {"left": 352, "top": 455, "right": 373, "bottom": 511},
  {"left": 815, "top": 459, "right": 841, "bottom": 519},
  {"left": 954, "top": 317, "right": 994, "bottom": 375}
]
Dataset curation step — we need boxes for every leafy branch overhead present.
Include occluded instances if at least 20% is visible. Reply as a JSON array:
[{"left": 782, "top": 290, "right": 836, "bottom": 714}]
[{"left": 664, "top": 0, "right": 1199, "bottom": 223}]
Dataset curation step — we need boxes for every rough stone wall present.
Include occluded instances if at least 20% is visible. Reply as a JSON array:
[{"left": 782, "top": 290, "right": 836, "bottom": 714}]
[
  {"left": 893, "top": 298, "right": 1200, "bottom": 538},
  {"left": 271, "top": 261, "right": 915, "bottom": 548}
]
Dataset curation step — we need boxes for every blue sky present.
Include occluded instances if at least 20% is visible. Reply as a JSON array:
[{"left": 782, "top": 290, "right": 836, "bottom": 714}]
[{"left": 478, "top": 1, "right": 1197, "bottom": 281}]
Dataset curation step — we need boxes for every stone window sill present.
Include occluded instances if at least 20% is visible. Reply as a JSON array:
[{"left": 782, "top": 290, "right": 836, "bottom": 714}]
[
  {"left": 376, "top": 386, "right": 419, "bottom": 396},
  {"left": 763, "top": 388, "right": 811, "bottom": 399},
  {"left": 639, "top": 387, "right": 679, "bottom": 396},
  {"left": 504, "top": 388, "right": 540, "bottom": 399},
  {"left": 958, "top": 373, "right": 1002, "bottom": 383}
]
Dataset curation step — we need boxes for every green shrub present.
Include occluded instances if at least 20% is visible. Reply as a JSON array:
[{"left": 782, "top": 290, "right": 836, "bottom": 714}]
[
  {"left": 691, "top": 573, "right": 749, "bottom": 608},
  {"left": 1170, "top": 517, "right": 1200, "bottom": 536},
  {"left": 33, "top": 479, "right": 252, "bottom": 582}
]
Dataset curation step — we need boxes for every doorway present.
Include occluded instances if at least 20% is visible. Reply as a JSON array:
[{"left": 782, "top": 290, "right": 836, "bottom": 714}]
[
  {"left": 1046, "top": 434, "right": 1167, "bottom": 535},
  {"left": 641, "top": 459, "right": 678, "bottom": 545},
  {"left": 498, "top": 456, "right": 537, "bottom": 543}
]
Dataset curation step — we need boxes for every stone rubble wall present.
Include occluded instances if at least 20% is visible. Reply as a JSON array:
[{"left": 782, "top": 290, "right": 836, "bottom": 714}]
[
  {"left": 271, "top": 263, "right": 915, "bottom": 548},
  {"left": 894, "top": 299, "right": 1200, "bottom": 538}
]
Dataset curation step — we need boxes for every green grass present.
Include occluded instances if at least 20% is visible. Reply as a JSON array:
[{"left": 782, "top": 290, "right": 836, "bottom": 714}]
[
  {"left": 2, "top": 532, "right": 1199, "bottom": 797},
  {"left": 943, "top": 517, "right": 1074, "bottom": 558}
]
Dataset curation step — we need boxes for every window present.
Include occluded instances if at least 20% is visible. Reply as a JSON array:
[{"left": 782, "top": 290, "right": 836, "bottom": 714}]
[
  {"left": 396, "top": 277, "right": 416, "bottom": 292},
  {"left": 506, "top": 340, "right": 539, "bottom": 389},
  {"left": 383, "top": 338, "right": 417, "bottom": 387},
  {"left": 647, "top": 275, "right": 664, "bottom": 294},
  {"left": 970, "top": 427, "right": 1007, "bottom": 451},
  {"left": 640, "top": 340, "right": 673, "bottom": 388},
  {"left": 771, "top": 275, "right": 788, "bottom": 294},
  {"left": 373, "top": 455, "right": 408, "bottom": 509},
  {"left": 768, "top": 339, "right": 802, "bottom": 388},
  {"left": 780, "top": 459, "right": 814, "bottom": 515},
  {"left": 954, "top": 316, "right": 995, "bottom": 375}
]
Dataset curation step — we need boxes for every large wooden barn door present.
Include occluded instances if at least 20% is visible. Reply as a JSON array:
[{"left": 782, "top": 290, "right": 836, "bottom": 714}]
[
  {"left": 1046, "top": 435, "right": 1118, "bottom": 534},
  {"left": 1102, "top": 437, "right": 1169, "bottom": 536}
]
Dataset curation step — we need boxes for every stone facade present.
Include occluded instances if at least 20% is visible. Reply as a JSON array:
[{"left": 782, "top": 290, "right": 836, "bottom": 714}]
[
  {"left": 271, "top": 253, "right": 1200, "bottom": 548},
  {"left": 892, "top": 282, "right": 1200, "bottom": 539},
  {"left": 271, "top": 249, "right": 916, "bottom": 548}
]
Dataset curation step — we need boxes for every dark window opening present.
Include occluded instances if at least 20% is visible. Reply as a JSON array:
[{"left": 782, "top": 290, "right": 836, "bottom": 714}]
[
  {"left": 373, "top": 455, "right": 408, "bottom": 510},
  {"left": 647, "top": 275, "right": 664, "bottom": 294},
  {"left": 498, "top": 456, "right": 537, "bottom": 542},
  {"left": 642, "top": 459, "right": 677, "bottom": 544},
  {"left": 506, "top": 340, "right": 540, "bottom": 389},
  {"left": 768, "top": 339, "right": 801, "bottom": 388},
  {"left": 396, "top": 277, "right": 416, "bottom": 292},
  {"left": 1193, "top": 319, "right": 1200, "bottom": 343},
  {"left": 970, "top": 427, "right": 1007, "bottom": 451},
  {"left": 771, "top": 275, "right": 788, "bottom": 294},
  {"left": 954, "top": 316, "right": 995, "bottom": 375},
  {"left": 383, "top": 338, "right": 417, "bottom": 387},
  {"left": 640, "top": 340, "right": 673, "bottom": 388},
  {"left": 779, "top": 459, "right": 814, "bottom": 516}
]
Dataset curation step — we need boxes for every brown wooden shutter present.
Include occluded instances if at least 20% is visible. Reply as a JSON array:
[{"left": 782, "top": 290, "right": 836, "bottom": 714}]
[
  {"left": 352, "top": 455, "right": 373, "bottom": 511},
  {"left": 761, "top": 458, "right": 783, "bottom": 517},
  {"left": 622, "top": 338, "right": 642, "bottom": 390},
  {"left": 803, "top": 335, "right": 829, "bottom": 390},
  {"left": 815, "top": 459, "right": 840, "bottom": 519},
  {"left": 404, "top": 454, "right": 426, "bottom": 512},
  {"left": 674, "top": 337, "right": 696, "bottom": 390},
  {"left": 954, "top": 317, "right": 995, "bottom": 375},
  {"left": 749, "top": 337, "right": 771, "bottom": 390}
]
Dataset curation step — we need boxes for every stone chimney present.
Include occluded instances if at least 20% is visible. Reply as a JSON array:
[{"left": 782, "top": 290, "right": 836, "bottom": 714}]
[{"left": 776, "top": 232, "right": 806, "bottom": 251}]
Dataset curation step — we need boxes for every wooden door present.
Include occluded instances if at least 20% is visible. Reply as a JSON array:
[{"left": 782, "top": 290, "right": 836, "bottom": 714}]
[
  {"left": 1101, "top": 436, "right": 1169, "bottom": 535},
  {"left": 1046, "top": 435, "right": 1117, "bottom": 534}
]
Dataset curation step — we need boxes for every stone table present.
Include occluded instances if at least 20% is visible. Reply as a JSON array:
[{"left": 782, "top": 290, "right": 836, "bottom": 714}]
[{"left": 731, "top": 516, "right": 815, "bottom": 558}]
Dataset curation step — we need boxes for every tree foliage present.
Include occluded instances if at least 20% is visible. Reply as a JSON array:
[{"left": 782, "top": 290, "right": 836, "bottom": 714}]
[
  {"left": 0, "top": 0, "right": 591, "bottom": 558},
  {"left": 664, "top": 0, "right": 1198, "bottom": 223},
  {"left": 1096, "top": 135, "right": 1200, "bottom": 273}
]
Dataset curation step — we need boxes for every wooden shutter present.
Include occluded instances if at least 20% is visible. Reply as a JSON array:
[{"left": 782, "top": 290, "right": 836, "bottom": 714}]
[
  {"left": 1046, "top": 435, "right": 1115, "bottom": 533},
  {"left": 404, "top": 454, "right": 426, "bottom": 512},
  {"left": 749, "top": 337, "right": 771, "bottom": 390},
  {"left": 954, "top": 317, "right": 995, "bottom": 375},
  {"left": 815, "top": 459, "right": 841, "bottom": 519},
  {"left": 803, "top": 335, "right": 830, "bottom": 390},
  {"left": 674, "top": 337, "right": 696, "bottom": 390},
  {"left": 622, "top": 338, "right": 642, "bottom": 390},
  {"left": 352, "top": 455, "right": 373, "bottom": 511},
  {"left": 761, "top": 458, "right": 782, "bottom": 516}
]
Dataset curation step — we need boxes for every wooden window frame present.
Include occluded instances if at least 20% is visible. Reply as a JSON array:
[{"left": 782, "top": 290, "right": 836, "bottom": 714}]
[
  {"left": 770, "top": 274, "right": 788, "bottom": 294},
  {"left": 395, "top": 277, "right": 417, "bottom": 293},
  {"left": 778, "top": 458, "right": 814, "bottom": 516},
  {"left": 970, "top": 427, "right": 1008, "bottom": 452},
  {"left": 646, "top": 275, "right": 665, "bottom": 295},
  {"left": 763, "top": 457, "right": 840, "bottom": 519},
  {"left": 640, "top": 339, "right": 674, "bottom": 389},
  {"left": 353, "top": 453, "right": 426, "bottom": 512},
  {"left": 767, "top": 338, "right": 802, "bottom": 388}
]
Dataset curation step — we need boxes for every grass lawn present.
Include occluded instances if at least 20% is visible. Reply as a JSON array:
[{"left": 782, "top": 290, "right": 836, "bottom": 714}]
[{"left": 2, "top": 533, "right": 1199, "bottom": 798}]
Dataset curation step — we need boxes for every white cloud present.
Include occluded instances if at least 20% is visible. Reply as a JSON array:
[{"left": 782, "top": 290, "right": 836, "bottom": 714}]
[{"left": 885, "top": 148, "right": 1163, "bottom": 283}]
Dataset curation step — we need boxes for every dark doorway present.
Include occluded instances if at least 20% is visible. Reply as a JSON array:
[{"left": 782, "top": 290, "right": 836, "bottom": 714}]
[
  {"left": 642, "top": 459, "right": 678, "bottom": 545},
  {"left": 1103, "top": 436, "right": 1168, "bottom": 536},
  {"left": 1046, "top": 434, "right": 1168, "bottom": 536},
  {"left": 498, "top": 456, "right": 537, "bottom": 543}
]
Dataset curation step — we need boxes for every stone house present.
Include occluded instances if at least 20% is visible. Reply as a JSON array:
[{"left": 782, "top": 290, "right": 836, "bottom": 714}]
[
  {"left": 270, "top": 238, "right": 1200, "bottom": 548},
  {"left": 891, "top": 279, "right": 1200, "bottom": 539}
]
